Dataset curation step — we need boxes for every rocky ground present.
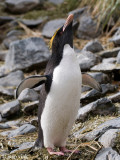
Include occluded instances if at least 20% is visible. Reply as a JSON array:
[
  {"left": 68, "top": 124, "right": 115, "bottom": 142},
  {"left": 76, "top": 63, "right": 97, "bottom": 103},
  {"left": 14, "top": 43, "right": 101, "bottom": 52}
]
[{"left": 0, "top": 0, "right": 120, "bottom": 160}]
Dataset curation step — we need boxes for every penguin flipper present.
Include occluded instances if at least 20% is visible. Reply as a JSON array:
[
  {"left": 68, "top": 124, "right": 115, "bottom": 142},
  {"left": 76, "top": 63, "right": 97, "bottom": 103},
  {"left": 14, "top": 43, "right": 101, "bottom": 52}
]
[
  {"left": 82, "top": 73, "right": 102, "bottom": 92},
  {"left": 16, "top": 75, "right": 48, "bottom": 98}
]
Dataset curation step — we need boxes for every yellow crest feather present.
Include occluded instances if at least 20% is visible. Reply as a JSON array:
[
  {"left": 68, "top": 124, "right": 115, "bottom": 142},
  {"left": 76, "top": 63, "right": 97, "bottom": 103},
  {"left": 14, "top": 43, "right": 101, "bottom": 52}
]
[{"left": 49, "top": 28, "right": 60, "bottom": 49}]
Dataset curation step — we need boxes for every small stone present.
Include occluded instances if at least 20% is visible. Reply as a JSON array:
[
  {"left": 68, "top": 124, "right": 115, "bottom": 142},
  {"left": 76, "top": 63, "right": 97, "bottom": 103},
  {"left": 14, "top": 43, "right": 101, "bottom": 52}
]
[
  {"left": 5, "top": 0, "right": 42, "bottom": 14},
  {"left": 98, "top": 47, "right": 120, "bottom": 58},
  {"left": 10, "top": 142, "right": 34, "bottom": 153},
  {"left": 77, "top": 51, "right": 101, "bottom": 71},
  {"left": 0, "top": 124, "right": 36, "bottom": 137},
  {"left": 98, "top": 129, "right": 120, "bottom": 148},
  {"left": 95, "top": 148, "right": 120, "bottom": 160},
  {"left": 18, "top": 88, "right": 39, "bottom": 102},
  {"left": 0, "top": 100, "right": 20, "bottom": 118},
  {"left": 110, "top": 35, "right": 120, "bottom": 47},
  {"left": 23, "top": 100, "right": 39, "bottom": 114},
  {"left": 77, "top": 15, "right": 101, "bottom": 39},
  {"left": 108, "top": 92, "right": 120, "bottom": 103},
  {"left": 77, "top": 98, "right": 116, "bottom": 121},
  {"left": 83, "top": 40, "right": 103, "bottom": 53},
  {"left": 42, "top": 19, "right": 65, "bottom": 38},
  {"left": 5, "top": 37, "right": 50, "bottom": 72},
  {"left": 88, "top": 72, "right": 111, "bottom": 84},
  {"left": 0, "top": 70, "right": 24, "bottom": 88},
  {"left": 20, "top": 17, "right": 47, "bottom": 28},
  {"left": 102, "top": 57, "right": 116, "bottom": 64},
  {"left": 0, "top": 16, "right": 15, "bottom": 25},
  {"left": 82, "top": 117, "right": 120, "bottom": 141},
  {"left": 91, "top": 63, "right": 116, "bottom": 72}
]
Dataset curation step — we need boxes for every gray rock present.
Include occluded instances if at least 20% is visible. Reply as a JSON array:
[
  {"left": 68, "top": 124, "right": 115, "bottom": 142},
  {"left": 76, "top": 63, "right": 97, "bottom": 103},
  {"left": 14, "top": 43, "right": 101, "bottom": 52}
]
[
  {"left": 102, "top": 57, "right": 116, "bottom": 64},
  {"left": 69, "top": 7, "right": 88, "bottom": 21},
  {"left": 82, "top": 86, "right": 91, "bottom": 93},
  {"left": 0, "top": 100, "right": 20, "bottom": 118},
  {"left": 77, "top": 98, "right": 116, "bottom": 121},
  {"left": 116, "top": 51, "right": 120, "bottom": 64},
  {"left": 0, "top": 50, "right": 8, "bottom": 61},
  {"left": 91, "top": 62, "right": 116, "bottom": 72},
  {"left": 0, "top": 86, "right": 14, "bottom": 97},
  {"left": 23, "top": 100, "right": 39, "bottom": 114},
  {"left": 108, "top": 92, "right": 120, "bottom": 103},
  {"left": 83, "top": 40, "right": 103, "bottom": 53},
  {"left": 5, "top": 0, "right": 41, "bottom": 14},
  {"left": 0, "top": 123, "right": 11, "bottom": 129},
  {"left": 95, "top": 148, "right": 120, "bottom": 160},
  {"left": 110, "top": 35, "right": 120, "bottom": 47},
  {"left": 48, "top": 0, "right": 64, "bottom": 4},
  {"left": 81, "top": 84, "right": 117, "bottom": 104},
  {"left": 82, "top": 117, "right": 120, "bottom": 141},
  {"left": 0, "top": 16, "right": 15, "bottom": 25},
  {"left": 20, "top": 17, "right": 47, "bottom": 28},
  {"left": 88, "top": 72, "right": 111, "bottom": 84},
  {"left": 18, "top": 88, "right": 39, "bottom": 102},
  {"left": 98, "top": 47, "right": 120, "bottom": 58},
  {"left": 98, "top": 129, "right": 120, "bottom": 148},
  {"left": 77, "top": 15, "right": 101, "bottom": 39},
  {"left": 0, "top": 70, "right": 24, "bottom": 87},
  {"left": 77, "top": 51, "right": 101, "bottom": 71},
  {"left": 10, "top": 142, "right": 34, "bottom": 153},
  {"left": 0, "top": 114, "right": 7, "bottom": 122},
  {"left": 5, "top": 37, "right": 50, "bottom": 72},
  {"left": 42, "top": 19, "right": 65, "bottom": 38},
  {"left": 6, "top": 119, "right": 21, "bottom": 127},
  {"left": 0, "top": 124, "right": 36, "bottom": 137},
  {"left": 3, "top": 30, "right": 24, "bottom": 49}
]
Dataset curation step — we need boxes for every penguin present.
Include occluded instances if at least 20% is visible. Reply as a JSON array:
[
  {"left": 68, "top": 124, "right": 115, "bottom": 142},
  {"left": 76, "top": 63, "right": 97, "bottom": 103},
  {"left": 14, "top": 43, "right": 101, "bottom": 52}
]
[{"left": 16, "top": 14, "right": 102, "bottom": 155}]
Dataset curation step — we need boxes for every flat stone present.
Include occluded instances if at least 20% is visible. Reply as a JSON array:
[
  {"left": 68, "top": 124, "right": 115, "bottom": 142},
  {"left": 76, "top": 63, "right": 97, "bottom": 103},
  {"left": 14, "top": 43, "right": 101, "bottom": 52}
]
[
  {"left": 83, "top": 40, "right": 103, "bottom": 53},
  {"left": 5, "top": 0, "right": 42, "bottom": 14},
  {"left": 48, "top": 0, "right": 64, "bottom": 4},
  {"left": 88, "top": 72, "right": 111, "bottom": 84},
  {"left": 98, "top": 129, "right": 120, "bottom": 148},
  {"left": 0, "top": 86, "right": 14, "bottom": 97},
  {"left": 0, "top": 123, "right": 11, "bottom": 129},
  {"left": 3, "top": 30, "right": 24, "bottom": 49},
  {"left": 20, "top": 17, "right": 47, "bottom": 28},
  {"left": 98, "top": 47, "right": 120, "bottom": 58},
  {"left": 77, "top": 98, "right": 116, "bottom": 121},
  {"left": 77, "top": 15, "right": 101, "bottom": 39},
  {"left": 82, "top": 117, "right": 120, "bottom": 141},
  {"left": 6, "top": 119, "right": 21, "bottom": 127},
  {"left": 81, "top": 84, "right": 117, "bottom": 104},
  {"left": 0, "top": 50, "right": 8, "bottom": 61},
  {"left": 23, "top": 100, "right": 39, "bottom": 114},
  {"left": 91, "top": 63, "right": 116, "bottom": 72},
  {"left": 11, "top": 142, "right": 34, "bottom": 153},
  {"left": 18, "top": 88, "right": 39, "bottom": 102},
  {"left": 0, "top": 124, "right": 36, "bottom": 137},
  {"left": 0, "top": 16, "right": 15, "bottom": 25},
  {"left": 95, "top": 148, "right": 120, "bottom": 160},
  {"left": 0, "top": 100, "right": 20, "bottom": 118},
  {"left": 42, "top": 19, "right": 65, "bottom": 38},
  {"left": 0, "top": 70, "right": 24, "bottom": 88},
  {"left": 102, "top": 57, "right": 116, "bottom": 64},
  {"left": 77, "top": 51, "right": 101, "bottom": 71},
  {"left": 108, "top": 92, "right": 120, "bottom": 103},
  {"left": 5, "top": 37, "right": 50, "bottom": 72}
]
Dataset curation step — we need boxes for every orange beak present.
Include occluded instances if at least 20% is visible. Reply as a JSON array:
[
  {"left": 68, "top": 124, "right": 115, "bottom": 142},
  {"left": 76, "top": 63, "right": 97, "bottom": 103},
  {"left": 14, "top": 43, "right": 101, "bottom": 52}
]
[{"left": 63, "top": 14, "right": 74, "bottom": 32}]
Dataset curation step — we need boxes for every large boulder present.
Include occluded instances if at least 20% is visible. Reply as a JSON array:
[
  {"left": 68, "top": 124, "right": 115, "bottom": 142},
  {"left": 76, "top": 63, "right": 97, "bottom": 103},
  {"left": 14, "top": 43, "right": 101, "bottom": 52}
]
[{"left": 5, "top": 37, "right": 50, "bottom": 72}]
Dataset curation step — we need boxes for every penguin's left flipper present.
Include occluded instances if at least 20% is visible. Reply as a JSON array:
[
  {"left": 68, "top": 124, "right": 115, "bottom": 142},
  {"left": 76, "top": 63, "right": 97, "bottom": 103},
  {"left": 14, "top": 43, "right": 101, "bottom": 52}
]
[
  {"left": 16, "top": 75, "right": 48, "bottom": 98},
  {"left": 82, "top": 73, "right": 102, "bottom": 92}
]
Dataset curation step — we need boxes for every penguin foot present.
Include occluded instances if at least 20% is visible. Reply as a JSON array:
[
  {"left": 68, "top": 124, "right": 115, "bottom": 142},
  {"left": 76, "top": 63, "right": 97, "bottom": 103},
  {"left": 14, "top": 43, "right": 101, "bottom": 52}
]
[
  {"left": 47, "top": 148, "right": 64, "bottom": 156},
  {"left": 60, "top": 147, "right": 79, "bottom": 153}
]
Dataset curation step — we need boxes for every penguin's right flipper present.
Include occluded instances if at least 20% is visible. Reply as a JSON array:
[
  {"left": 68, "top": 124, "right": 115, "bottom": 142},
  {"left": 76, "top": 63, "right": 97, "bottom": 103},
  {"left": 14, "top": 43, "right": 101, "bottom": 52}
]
[{"left": 16, "top": 75, "right": 48, "bottom": 98}]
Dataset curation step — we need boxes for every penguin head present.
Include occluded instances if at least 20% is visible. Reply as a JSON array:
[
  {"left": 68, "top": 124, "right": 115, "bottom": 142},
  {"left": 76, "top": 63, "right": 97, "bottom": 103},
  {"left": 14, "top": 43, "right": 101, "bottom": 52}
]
[{"left": 50, "top": 14, "right": 73, "bottom": 53}]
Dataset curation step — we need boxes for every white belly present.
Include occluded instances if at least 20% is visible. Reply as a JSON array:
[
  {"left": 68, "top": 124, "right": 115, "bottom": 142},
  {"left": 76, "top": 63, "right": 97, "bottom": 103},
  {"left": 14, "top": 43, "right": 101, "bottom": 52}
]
[{"left": 41, "top": 44, "right": 82, "bottom": 148}]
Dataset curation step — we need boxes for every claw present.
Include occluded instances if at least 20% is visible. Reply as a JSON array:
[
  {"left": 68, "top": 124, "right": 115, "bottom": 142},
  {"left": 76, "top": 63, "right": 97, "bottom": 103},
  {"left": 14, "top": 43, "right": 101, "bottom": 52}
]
[
  {"left": 60, "top": 147, "right": 79, "bottom": 153},
  {"left": 47, "top": 148, "right": 64, "bottom": 156}
]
